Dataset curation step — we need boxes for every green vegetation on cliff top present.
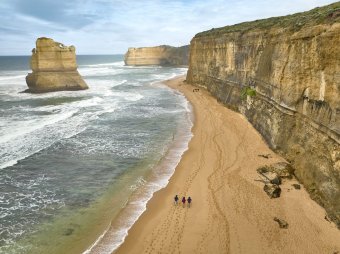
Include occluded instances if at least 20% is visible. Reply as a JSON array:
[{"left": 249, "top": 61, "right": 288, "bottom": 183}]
[{"left": 196, "top": 2, "right": 340, "bottom": 37}]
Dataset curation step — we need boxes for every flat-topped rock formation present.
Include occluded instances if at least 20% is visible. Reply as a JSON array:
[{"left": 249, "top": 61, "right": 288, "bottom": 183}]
[
  {"left": 187, "top": 2, "right": 340, "bottom": 226},
  {"left": 124, "top": 45, "right": 189, "bottom": 66},
  {"left": 25, "top": 37, "right": 88, "bottom": 93}
]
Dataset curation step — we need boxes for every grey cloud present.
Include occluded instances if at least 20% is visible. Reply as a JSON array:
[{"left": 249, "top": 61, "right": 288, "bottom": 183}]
[{"left": 12, "top": 0, "right": 96, "bottom": 29}]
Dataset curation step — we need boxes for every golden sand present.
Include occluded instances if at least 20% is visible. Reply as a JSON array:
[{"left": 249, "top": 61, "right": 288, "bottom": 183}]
[{"left": 114, "top": 76, "right": 340, "bottom": 254}]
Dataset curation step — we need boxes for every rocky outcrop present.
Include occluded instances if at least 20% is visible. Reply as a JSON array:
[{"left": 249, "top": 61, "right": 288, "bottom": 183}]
[
  {"left": 124, "top": 45, "right": 189, "bottom": 66},
  {"left": 25, "top": 37, "right": 88, "bottom": 93},
  {"left": 187, "top": 3, "right": 340, "bottom": 226}
]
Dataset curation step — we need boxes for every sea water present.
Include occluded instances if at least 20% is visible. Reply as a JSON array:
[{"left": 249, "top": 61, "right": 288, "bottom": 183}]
[{"left": 0, "top": 55, "right": 192, "bottom": 254}]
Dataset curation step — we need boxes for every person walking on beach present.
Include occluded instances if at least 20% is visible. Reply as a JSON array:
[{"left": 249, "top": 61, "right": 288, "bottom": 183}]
[
  {"left": 174, "top": 195, "right": 179, "bottom": 205},
  {"left": 187, "top": 196, "right": 192, "bottom": 208},
  {"left": 182, "top": 196, "right": 186, "bottom": 208}
]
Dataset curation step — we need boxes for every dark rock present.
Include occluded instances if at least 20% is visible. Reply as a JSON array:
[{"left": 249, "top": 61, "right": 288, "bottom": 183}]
[
  {"left": 264, "top": 184, "right": 281, "bottom": 198},
  {"left": 292, "top": 184, "right": 301, "bottom": 189},
  {"left": 257, "top": 166, "right": 269, "bottom": 174},
  {"left": 325, "top": 215, "right": 331, "bottom": 222},
  {"left": 270, "top": 162, "right": 295, "bottom": 179},
  {"left": 63, "top": 228, "right": 74, "bottom": 236},
  {"left": 274, "top": 217, "right": 288, "bottom": 229},
  {"left": 257, "top": 168, "right": 282, "bottom": 185},
  {"left": 258, "top": 154, "right": 272, "bottom": 159},
  {"left": 269, "top": 174, "right": 282, "bottom": 185}
]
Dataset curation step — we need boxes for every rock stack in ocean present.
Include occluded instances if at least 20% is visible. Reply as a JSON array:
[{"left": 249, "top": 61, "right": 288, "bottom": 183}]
[
  {"left": 25, "top": 37, "right": 88, "bottom": 93},
  {"left": 124, "top": 45, "right": 189, "bottom": 66},
  {"left": 187, "top": 2, "right": 340, "bottom": 227}
]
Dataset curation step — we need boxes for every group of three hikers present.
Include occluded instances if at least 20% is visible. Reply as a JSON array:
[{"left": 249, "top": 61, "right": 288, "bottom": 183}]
[{"left": 174, "top": 195, "right": 192, "bottom": 208}]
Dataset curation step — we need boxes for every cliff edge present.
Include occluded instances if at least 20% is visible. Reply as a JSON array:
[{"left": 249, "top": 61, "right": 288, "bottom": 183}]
[
  {"left": 25, "top": 37, "right": 88, "bottom": 93},
  {"left": 187, "top": 3, "right": 340, "bottom": 226},
  {"left": 124, "top": 45, "right": 189, "bottom": 66}
]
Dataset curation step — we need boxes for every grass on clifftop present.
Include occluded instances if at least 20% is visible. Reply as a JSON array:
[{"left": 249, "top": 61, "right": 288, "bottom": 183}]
[{"left": 196, "top": 2, "right": 340, "bottom": 37}]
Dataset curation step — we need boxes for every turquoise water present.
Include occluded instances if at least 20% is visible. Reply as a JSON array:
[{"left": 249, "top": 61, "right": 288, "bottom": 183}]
[{"left": 0, "top": 55, "right": 192, "bottom": 253}]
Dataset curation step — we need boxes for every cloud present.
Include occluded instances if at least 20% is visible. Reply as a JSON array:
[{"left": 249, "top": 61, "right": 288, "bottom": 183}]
[
  {"left": 11, "top": 0, "right": 97, "bottom": 29},
  {"left": 0, "top": 0, "right": 337, "bottom": 55}
]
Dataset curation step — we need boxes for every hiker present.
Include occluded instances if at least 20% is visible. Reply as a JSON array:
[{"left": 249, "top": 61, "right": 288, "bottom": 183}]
[
  {"left": 182, "top": 196, "right": 186, "bottom": 208},
  {"left": 187, "top": 196, "right": 192, "bottom": 208},
  {"left": 174, "top": 195, "right": 179, "bottom": 205}
]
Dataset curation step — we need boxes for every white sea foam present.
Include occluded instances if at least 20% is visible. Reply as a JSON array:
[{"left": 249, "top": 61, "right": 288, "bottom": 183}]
[
  {"left": 0, "top": 74, "right": 26, "bottom": 82},
  {"left": 78, "top": 67, "right": 124, "bottom": 77},
  {"left": 0, "top": 110, "right": 77, "bottom": 145},
  {"left": 0, "top": 96, "right": 104, "bottom": 143},
  {"left": 0, "top": 95, "right": 118, "bottom": 169},
  {"left": 80, "top": 61, "right": 125, "bottom": 68},
  {"left": 111, "top": 91, "right": 144, "bottom": 101}
]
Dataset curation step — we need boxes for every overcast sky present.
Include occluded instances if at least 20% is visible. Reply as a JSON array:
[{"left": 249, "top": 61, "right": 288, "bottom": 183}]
[{"left": 0, "top": 0, "right": 336, "bottom": 55}]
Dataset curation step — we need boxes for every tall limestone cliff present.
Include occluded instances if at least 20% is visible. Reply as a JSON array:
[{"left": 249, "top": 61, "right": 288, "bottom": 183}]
[
  {"left": 124, "top": 45, "right": 189, "bottom": 66},
  {"left": 26, "top": 37, "right": 88, "bottom": 93},
  {"left": 187, "top": 3, "right": 340, "bottom": 226}
]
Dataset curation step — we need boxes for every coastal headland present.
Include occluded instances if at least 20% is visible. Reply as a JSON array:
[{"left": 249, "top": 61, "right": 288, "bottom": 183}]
[
  {"left": 114, "top": 76, "right": 340, "bottom": 254},
  {"left": 124, "top": 45, "right": 189, "bottom": 66},
  {"left": 187, "top": 2, "right": 340, "bottom": 225}
]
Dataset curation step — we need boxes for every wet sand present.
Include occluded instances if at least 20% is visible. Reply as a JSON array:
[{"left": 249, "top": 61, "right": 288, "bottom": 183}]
[{"left": 114, "top": 76, "right": 340, "bottom": 254}]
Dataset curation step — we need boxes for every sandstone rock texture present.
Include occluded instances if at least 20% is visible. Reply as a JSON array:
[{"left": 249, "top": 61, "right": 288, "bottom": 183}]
[
  {"left": 187, "top": 3, "right": 340, "bottom": 226},
  {"left": 124, "top": 45, "right": 189, "bottom": 66},
  {"left": 26, "top": 37, "right": 88, "bottom": 93}
]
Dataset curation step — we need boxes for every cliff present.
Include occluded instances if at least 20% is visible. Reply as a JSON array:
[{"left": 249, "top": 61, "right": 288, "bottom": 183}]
[
  {"left": 187, "top": 3, "right": 340, "bottom": 226},
  {"left": 25, "top": 37, "right": 88, "bottom": 93},
  {"left": 124, "top": 45, "right": 189, "bottom": 66}
]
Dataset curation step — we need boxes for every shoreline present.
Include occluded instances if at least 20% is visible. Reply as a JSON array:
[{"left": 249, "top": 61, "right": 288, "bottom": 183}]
[
  {"left": 82, "top": 77, "right": 193, "bottom": 254},
  {"left": 113, "top": 75, "right": 340, "bottom": 253}
]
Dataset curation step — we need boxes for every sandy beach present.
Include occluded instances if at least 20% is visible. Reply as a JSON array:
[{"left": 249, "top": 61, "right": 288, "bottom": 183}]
[{"left": 114, "top": 76, "right": 340, "bottom": 254}]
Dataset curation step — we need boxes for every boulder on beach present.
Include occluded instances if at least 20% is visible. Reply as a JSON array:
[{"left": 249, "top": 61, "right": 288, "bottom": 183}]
[
  {"left": 274, "top": 217, "right": 289, "bottom": 229},
  {"left": 25, "top": 37, "right": 88, "bottom": 93},
  {"left": 264, "top": 184, "right": 281, "bottom": 198},
  {"left": 257, "top": 162, "right": 294, "bottom": 179}
]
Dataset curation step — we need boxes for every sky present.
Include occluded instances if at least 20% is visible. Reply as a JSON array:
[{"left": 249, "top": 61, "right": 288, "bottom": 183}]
[{"left": 0, "top": 0, "right": 337, "bottom": 55}]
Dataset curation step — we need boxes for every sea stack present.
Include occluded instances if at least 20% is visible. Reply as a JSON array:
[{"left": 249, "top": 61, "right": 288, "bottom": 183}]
[
  {"left": 124, "top": 45, "right": 189, "bottom": 66},
  {"left": 25, "top": 37, "right": 88, "bottom": 93}
]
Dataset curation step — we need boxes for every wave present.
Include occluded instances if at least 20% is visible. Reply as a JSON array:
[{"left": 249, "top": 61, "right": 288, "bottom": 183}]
[
  {"left": 80, "top": 61, "right": 125, "bottom": 68},
  {"left": 78, "top": 67, "right": 124, "bottom": 77},
  {"left": 0, "top": 74, "right": 26, "bottom": 82},
  {"left": 0, "top": 96, "right": 118, "bottom": 170},
  {"left": 110, "top": 91, "right": 144, "bottom": 102},
  {"left": 0, "top": 110, "right": 78, "bottom": 145}
]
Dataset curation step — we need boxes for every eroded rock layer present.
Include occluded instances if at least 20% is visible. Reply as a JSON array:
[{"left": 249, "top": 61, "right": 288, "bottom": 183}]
[
  {"left": 26, "top": 37, "right": 88, "bottom": 93},
  {"left": 187, "top": 3, "right": 340, "bottom": 226},
  {"left": 124, "top": 45, "right": 189, "bottom": 66}
]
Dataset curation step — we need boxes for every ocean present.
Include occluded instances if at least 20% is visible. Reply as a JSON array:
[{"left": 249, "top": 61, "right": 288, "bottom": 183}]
[{"left": 0, "top": 55, "right": 193, "bottom": 254}]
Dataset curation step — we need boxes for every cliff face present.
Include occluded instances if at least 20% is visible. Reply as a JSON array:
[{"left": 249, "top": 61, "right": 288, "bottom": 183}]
[
  {"left": 124, "top": 45, "right": 189, "bottom": 66},
  {"left": 26, "top": 37, "right": 88, "bottom": 93},
  {"left": 187, "top": 3, "right": 340, "bottom": 226}
]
